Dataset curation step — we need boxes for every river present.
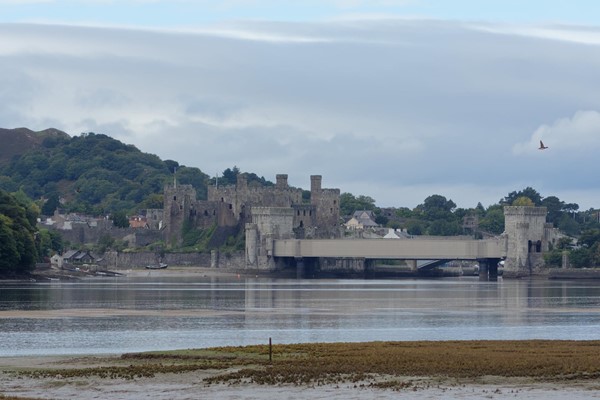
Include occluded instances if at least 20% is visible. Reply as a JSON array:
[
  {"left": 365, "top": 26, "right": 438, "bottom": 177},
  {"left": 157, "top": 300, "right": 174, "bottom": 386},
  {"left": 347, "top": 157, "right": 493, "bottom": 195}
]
[{"left": 0, "top": 274, "right": 599, "bottom": 357}]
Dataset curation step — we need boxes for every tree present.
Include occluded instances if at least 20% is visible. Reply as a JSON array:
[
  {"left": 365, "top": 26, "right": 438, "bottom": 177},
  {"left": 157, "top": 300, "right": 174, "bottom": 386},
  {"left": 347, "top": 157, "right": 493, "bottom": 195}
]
[
  {"left": 0, "top": 214, "right": 20, "bottom": 272},
  {"left": 220, "top": 167, "right": 240, "bottom": 186},
  {"left": 502, "top": 187, "right": 542, "bottom": 206},
  {"left": 541, "top": 196, "right": 564, "bottom": 223},
  {"left": 479, "top": 206, "right": 505, "bottom": 235},
  {"left": 142, "top": 194, "right": 164, "bottom": 209},
  {"left": 0, "top": 189, "right": 38, "bottom": 274},
  {"left": 339, "top": 193, "right": 376, "bottom": 216},
  {"left": 41, "top": 192, "right": 60, "bottom": 216},
  {"left": 164, "top": 159, "right": 179, "bottom": 173},
  {"left": 428, "top": 219, "right": 460, "bottom": 236},
  {"left": 512, "top": 196, "right": 534, "bottom": 206},
  {"left": 417, "top": 194, "right": 456, "bottom": 221},
  {"left": 111, "top": 210, "right": 130, "bottom": 228}
]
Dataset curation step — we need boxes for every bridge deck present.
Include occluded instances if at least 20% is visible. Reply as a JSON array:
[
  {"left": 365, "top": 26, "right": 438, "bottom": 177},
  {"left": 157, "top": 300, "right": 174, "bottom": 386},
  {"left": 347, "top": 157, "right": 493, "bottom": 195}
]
[{"left": 273, "top": 237, "right": 507, "bottom": 260}]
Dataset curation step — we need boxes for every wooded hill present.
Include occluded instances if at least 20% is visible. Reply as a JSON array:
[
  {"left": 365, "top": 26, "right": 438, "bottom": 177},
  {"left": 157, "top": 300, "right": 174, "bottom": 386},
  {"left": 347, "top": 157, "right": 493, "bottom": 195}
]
[{"left": 0, "top": 128, "right": 209, "bottom": 216}]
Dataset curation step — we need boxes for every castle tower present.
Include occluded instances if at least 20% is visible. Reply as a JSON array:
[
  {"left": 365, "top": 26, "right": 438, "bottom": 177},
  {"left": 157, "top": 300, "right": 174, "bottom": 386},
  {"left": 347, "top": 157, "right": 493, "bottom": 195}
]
[
  {"left": 245, "top": 207, "right": 295, "bottom": 271},
  {"left": 503, "top": 206, "right": 548, "bottom": 277},
  {"left": 310, "top": 175, "right": 340, "bottom": 238},
  {"left": 163, "top": 184, "right": 197, "bottom": 246},
  {"left": 310, "top": 175, "right": 322, "bottom": 198},
  {"left": 276, "top": 174, "right": 288, "bottom": 189}
]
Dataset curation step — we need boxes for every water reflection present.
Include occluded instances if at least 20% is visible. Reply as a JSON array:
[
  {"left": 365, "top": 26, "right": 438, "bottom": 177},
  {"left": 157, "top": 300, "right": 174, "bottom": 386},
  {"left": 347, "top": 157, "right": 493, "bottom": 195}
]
[{"left": 0, "top": 277, "right": 599, "bottom": 356}]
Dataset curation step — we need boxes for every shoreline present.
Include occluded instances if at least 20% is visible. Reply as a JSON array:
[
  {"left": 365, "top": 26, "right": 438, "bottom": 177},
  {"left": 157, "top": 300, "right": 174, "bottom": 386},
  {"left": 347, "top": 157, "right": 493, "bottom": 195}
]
[
  {"left": 1, "top": 340, "right": 600, "bottom": 399},
  {"left": 4, "top": 264, "right": 600, "bottom": 283}
]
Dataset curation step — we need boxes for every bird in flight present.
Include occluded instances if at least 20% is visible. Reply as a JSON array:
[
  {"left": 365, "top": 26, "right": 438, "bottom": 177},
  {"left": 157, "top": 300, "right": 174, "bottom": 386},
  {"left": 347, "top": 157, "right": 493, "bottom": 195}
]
[{"left": 538, "top": 140, "right": 548, "bottom": 150}]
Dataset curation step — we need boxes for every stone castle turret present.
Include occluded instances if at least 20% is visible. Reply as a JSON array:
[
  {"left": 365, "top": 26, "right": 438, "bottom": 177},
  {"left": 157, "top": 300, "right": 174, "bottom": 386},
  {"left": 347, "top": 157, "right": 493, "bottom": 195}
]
[{"left": 503, "top": 206, "right": 559, "bottom": 277}]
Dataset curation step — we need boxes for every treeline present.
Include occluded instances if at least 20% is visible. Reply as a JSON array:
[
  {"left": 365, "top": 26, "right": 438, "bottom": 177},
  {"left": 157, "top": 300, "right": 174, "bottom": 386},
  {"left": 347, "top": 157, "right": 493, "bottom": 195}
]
[
  {"left": 341, "top": 187, "right": 600, "bottom": 268},
  {"left": 0, "top": 189, "right": 62, "bottom": 275}
]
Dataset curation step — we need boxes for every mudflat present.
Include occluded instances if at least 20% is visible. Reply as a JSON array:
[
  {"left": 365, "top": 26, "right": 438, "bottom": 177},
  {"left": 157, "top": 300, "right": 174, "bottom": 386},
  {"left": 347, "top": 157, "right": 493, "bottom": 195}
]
[{"left": 1, "top": 340, "right": 600, "bottom": 399}]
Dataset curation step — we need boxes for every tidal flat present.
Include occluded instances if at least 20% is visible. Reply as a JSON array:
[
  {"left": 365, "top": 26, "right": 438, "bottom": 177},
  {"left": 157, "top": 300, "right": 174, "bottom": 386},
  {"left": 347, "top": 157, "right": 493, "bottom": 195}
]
[{"left": 2, "top": 340, "right": 600, "bottom": 399}]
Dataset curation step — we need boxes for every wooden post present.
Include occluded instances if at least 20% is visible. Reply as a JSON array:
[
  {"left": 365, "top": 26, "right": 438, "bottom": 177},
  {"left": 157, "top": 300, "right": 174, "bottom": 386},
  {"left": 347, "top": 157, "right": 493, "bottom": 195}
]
[{"left": 269, "top": 337, "right": 272, "bottom": 363}]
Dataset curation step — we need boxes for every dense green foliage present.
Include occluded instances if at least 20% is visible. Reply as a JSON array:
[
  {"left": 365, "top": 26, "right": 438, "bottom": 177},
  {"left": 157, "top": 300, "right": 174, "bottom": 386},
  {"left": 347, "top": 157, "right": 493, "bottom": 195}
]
[
  {"left": 0, "top": 190, "right": 63, "bottom": 274},
  {"left": 0, "top": 189, "right": 38, "bottom": 274},
  {"left": 0, "top": 132, "right": 210, "bottom": 216}
]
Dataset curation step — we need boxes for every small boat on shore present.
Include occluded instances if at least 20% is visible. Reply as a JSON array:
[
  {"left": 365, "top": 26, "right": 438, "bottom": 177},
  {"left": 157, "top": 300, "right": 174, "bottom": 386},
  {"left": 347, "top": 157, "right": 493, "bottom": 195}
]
[{"left": 145, "top": 263, "right": 168, "bottom": 270}]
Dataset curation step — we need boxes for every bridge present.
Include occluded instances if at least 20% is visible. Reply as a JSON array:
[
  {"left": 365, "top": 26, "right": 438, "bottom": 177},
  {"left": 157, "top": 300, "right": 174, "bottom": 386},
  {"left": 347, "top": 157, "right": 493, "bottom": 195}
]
[
  {"left": 245, "top": 206, "right": 561, "bottom": 279},
  {"left": 273, "top": 237, "right": 505, "bottom": 260},
  {"left": 270, "top": 237, "right": 506, "bottom": 280}
]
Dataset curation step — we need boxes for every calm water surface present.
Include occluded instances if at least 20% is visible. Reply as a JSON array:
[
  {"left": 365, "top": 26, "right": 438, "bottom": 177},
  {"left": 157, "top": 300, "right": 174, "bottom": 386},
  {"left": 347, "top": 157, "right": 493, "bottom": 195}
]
[{"left": 0, "top": 276, "right": 599, "bottom": 356}]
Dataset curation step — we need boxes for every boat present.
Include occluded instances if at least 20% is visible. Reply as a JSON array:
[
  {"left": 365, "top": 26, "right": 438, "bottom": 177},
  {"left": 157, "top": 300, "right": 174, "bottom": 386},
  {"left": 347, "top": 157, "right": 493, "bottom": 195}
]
[{"left": 145, "top": 263, "right": 168, "bottom": 270}]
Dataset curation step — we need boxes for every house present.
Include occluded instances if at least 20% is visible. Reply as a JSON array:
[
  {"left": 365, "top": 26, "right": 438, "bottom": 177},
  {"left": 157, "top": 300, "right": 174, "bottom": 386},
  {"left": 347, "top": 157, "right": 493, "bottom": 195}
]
[
  {"left": 345, "top": 210, "right": 379, "bottom": 230},
  {"left": 62, "top": 250, "right": 95, "bottom": 265},
  {"left": 50, "top": 254, "right": 63, "bottom": 269}
]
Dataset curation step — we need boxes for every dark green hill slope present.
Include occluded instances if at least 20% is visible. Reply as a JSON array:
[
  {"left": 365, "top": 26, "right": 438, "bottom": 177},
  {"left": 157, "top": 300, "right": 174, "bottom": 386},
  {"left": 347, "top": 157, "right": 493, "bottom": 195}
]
[
  {"left": 0, "top": 127, "right": 70, "bottom": 166},
  {"left": 0, "top": 130, "right": 209, "bottom": 216}
]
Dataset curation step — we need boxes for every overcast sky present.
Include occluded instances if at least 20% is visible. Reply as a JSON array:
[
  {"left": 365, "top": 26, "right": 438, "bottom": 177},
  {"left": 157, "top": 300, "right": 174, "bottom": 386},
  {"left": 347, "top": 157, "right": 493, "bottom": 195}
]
[{"left": 2, "top": 1, "right": 600, "bottom": 210}]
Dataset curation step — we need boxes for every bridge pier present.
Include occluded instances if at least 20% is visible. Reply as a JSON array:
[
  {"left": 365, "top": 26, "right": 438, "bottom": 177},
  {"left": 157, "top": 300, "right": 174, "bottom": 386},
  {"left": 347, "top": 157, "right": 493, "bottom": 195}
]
[
  {"left": 478, "top": 258, "right": 500, "bottom": 281},
  {"left": 295, "top": 257, "right": 304, "bottom": 279}
]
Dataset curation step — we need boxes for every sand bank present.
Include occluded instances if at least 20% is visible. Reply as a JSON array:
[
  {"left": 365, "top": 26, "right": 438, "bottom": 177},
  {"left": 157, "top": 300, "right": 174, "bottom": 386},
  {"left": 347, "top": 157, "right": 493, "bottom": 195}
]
[{"left": 2, "top": 341, "right": 600, "bottom": 399}]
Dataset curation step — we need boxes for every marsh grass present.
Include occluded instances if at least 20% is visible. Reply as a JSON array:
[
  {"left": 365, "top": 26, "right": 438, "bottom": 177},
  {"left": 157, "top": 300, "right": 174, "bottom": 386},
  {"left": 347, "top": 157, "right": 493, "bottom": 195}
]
[{"left": 12, "top": 340, "right": 600, "bottom": 388}]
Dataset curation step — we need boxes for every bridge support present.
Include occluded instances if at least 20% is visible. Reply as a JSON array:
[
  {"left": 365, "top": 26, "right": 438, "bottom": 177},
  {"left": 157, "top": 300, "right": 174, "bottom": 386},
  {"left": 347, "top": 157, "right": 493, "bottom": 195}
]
[
  {"left": 407, "top": 260, "right": 417, "bottom": 273},
  {"left": 478, "top": 258, "right": 500, "bottom": 281},
  {"left": 295, "top": 257, "right": 304, "bottom": 279}
]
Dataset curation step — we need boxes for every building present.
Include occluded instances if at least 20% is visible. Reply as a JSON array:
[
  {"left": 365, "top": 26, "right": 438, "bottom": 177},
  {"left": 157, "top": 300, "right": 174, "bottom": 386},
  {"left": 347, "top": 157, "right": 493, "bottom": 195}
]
[
  {"left": 345, "top": 210, "right": 378, "bottom": 231},
  {"left": 162, "top": 173, "right": 341, "bottom": 246}
]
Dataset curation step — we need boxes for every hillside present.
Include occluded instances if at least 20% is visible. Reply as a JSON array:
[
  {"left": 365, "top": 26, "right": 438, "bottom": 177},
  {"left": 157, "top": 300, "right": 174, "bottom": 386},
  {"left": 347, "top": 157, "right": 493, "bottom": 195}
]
[
  {"left": 0, "top": 129, "right": 209, "bottom": 216},
  {"left": 0, "top": 127, "right": 70, "bottom": 166}
]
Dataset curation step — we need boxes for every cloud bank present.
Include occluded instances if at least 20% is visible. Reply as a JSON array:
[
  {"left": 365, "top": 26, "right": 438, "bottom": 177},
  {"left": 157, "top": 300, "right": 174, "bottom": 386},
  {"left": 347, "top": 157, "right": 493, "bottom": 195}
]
[{"left": 1, "top": 19, "right": 600, "bottom": 209}]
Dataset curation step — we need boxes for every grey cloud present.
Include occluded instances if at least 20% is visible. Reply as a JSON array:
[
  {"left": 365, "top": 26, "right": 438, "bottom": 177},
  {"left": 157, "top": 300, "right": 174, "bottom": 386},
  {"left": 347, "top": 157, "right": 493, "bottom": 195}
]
[{"left": 2, "top": 20, "right": 600, "bottom": 209}]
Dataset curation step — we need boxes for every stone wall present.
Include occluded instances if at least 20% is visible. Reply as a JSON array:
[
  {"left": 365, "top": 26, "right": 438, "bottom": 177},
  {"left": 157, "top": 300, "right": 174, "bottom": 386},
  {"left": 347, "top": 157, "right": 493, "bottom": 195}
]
[
  {"left": 53, "top": 224, "right": 162, "bottom": 247},
  {"left": 98, "top": 250, "right": 245, "bottom": 270}
]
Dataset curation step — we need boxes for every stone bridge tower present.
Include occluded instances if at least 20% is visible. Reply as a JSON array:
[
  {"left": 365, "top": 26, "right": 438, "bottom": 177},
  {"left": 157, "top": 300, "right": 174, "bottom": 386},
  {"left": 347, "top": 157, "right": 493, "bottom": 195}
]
[
  {"left": 245, "top": 207, "right": 295, "bottom": 271},
  {"left": 503, "top": 206, "right": 555, "bottom": 277}
]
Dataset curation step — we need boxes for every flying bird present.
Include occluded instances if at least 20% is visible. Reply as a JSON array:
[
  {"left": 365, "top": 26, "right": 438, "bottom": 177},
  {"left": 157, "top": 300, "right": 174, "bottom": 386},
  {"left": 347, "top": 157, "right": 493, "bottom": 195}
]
[{"left": 538, "top": 140, "right": 548, "bottom": 150}]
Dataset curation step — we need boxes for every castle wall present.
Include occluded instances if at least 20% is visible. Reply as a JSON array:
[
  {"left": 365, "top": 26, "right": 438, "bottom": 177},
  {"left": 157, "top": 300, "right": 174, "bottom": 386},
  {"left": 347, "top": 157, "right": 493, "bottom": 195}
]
[
  {"left": 155, "top": 173, "right": 340, "bottom": 250},
  {"left": 144, "top": 209, "right": 163, "bottom": 230},
  {"left": 49, "top": 224, "right": 162, "bottom": 247},
  {"left": 98, "top": 250, "right": 245, "bottom": 270},
  {"left": 207, "top": 175, "right": 303, "bottom": 224}
]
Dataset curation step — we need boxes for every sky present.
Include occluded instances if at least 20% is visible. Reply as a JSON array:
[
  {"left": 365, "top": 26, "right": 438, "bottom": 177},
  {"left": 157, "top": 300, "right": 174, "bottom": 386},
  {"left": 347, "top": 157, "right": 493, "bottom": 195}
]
[{"left": 2, "top": 0, "right": 600, "bottom": 210}]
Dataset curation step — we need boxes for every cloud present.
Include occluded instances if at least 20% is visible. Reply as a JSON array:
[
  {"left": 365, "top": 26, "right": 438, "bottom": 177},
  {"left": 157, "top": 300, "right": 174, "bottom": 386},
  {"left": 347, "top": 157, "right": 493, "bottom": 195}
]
[
  {"left": 513, "top": 110, "right": 600, "bottom": 155},
  {"left": 470, "top": 23, "right": 600, "bottom": 46},
  {"left": 2, "top": 19, "right": 600, "bottom": 210}
]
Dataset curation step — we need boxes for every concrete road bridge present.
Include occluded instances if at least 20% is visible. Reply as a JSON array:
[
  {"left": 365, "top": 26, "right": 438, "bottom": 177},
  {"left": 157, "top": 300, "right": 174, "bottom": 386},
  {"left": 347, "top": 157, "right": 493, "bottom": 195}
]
[
  {"left": 245, "top": 206, "right": 562, "bottom": 279},
  {"left": 273, "top": 237, "right": 506, "bottom": 279}
]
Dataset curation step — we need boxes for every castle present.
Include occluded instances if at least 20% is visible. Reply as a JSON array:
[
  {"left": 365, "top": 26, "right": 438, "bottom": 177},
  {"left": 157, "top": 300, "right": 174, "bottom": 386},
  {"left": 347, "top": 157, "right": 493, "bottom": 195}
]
[{"left": 158, "top": 174, "right": 341, "bottom": 246}]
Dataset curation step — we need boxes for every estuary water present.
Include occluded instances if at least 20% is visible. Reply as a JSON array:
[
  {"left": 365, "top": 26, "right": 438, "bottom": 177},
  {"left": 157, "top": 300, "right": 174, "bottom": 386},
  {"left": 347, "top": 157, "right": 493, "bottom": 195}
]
[{"left": 0, "top": 275, "right": 599, "bottom": 357}]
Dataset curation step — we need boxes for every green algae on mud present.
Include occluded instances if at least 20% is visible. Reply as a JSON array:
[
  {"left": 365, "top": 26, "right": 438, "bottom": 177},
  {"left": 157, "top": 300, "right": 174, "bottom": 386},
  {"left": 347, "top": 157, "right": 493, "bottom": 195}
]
[{"left": 9, "top": 340, "right": 600, "bottom": 389}]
